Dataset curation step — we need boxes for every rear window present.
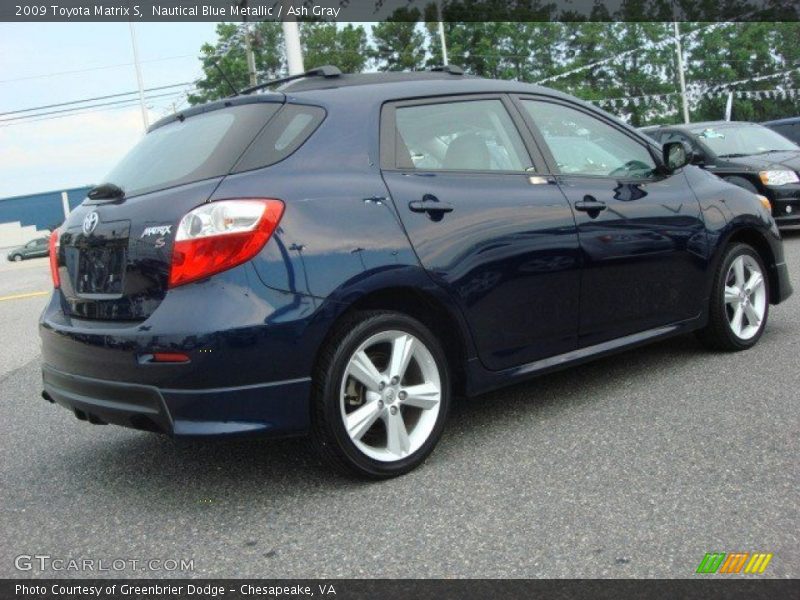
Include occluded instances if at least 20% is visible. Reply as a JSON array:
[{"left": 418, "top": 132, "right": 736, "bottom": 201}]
[{"left": 102, "top": 103, "right": 282, "bottom": 198}]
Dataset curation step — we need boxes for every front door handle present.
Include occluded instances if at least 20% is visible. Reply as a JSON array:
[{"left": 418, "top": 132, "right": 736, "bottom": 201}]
[
  {"left": 409, "top": 194, "right": 454, "bottom": 220},
  {"left": 574, "top": 195, "right": 607, "bottom": 216}
]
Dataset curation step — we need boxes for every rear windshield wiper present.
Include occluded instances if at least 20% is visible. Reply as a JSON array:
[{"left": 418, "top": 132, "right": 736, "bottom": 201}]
[{"left": 88, "top": 182, "right": 125, "bottom": 201}]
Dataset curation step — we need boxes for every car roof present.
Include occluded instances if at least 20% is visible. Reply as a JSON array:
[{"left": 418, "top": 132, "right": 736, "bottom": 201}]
[
  {"left": 279, "top": 71, "right": 589, "bottom": 110},
  {"left": 280, "top": 71, "right": 477, "bottom": 92},
  {"left": 762, "top": 116, "right": 800, "bottom": 126}
]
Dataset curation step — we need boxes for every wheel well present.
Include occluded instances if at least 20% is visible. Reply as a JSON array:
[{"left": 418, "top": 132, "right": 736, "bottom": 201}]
[
  {"left": 727, "top": 228, "right": 778, "bottom": 303},
  {"left": 320, "top": 287, "right": 470, "bottom": 397}
]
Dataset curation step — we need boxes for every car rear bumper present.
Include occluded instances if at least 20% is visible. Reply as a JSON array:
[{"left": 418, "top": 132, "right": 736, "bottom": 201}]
[
  {"left": 38, "top": 276, "right": 327, "bottom": 437},
  {"left": 42, "top": 364, "right": 311, "bottom": 437}
]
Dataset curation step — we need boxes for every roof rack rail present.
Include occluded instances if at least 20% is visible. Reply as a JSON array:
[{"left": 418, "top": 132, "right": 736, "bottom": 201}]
[
  {"left": 430, "top": 65, "right": 464, "bottom": 75},
  {"left": 240, "top": 65, "right": 342, "bottom": 96}
]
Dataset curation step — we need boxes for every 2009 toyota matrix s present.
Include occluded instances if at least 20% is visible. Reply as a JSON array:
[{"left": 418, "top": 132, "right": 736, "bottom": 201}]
[{"left": 40, "top": 67, "right": 792, "bottom": 478}]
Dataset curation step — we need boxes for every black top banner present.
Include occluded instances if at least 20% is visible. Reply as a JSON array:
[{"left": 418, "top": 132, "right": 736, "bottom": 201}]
[{"left": 2, "top": 0, "right": 800, "bottom": 22}]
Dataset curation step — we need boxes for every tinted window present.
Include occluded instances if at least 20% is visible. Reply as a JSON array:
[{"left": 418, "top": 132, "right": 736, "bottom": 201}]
[
  {"left": 522, "top": 100, "right": 656, "bottom": 179},
  {"left": 103, "top": 103, "right": 281, "bottom": 198},
  {"left": 393, "top": 100, "right": 530, "bottom": 172},
  {"left": 234, "top": 104, "right": 326, "bottom": 172}
]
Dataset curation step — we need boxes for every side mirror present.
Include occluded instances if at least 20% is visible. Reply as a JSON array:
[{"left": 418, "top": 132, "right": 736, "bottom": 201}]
[{"left": 663, "top": 141, "right": 692, "bottom": 171}]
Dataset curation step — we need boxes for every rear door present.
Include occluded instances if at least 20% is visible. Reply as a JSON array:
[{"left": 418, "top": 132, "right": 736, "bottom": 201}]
[
  {"left": 381, "top": 95, "right": 581, "bottom": 371},
  {"left": 514, "top": 96, "right": 707, "bottom": 347}
]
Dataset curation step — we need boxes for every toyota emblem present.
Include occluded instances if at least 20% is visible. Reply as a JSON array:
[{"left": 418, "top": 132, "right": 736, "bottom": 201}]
[{"left": 82, "top": 212, "right": 99, "bottom": 235}]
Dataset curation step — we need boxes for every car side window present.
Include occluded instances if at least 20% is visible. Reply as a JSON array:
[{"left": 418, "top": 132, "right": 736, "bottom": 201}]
[
  {"left": 521, "top": 100, "right": 657, "bottom": 179},
  {"left": 393, "top": 99, "right": 530, "bottom": 172}
]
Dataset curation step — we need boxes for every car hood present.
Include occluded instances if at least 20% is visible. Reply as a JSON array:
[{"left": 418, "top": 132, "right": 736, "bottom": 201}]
[{"left": 722, "top": 150, "right": 800, "bottom": 171}]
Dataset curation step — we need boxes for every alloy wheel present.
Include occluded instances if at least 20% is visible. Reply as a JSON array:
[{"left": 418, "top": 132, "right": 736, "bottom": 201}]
[
  {"left": 339, "top": 329, "right": 442, "bottom": 462},
  {"left": 724, "top": 254, "right": 767, "bottom": 340}
]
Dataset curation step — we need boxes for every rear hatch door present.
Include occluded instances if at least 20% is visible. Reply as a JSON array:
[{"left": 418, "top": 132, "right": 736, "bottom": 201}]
[{"left": 56, "top": 96, "right": 284, "bottom": 321}]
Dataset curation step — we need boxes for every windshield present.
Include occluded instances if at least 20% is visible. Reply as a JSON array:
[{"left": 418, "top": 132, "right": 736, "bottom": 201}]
[
  {"left": 690, "top": 123, "right": 799, "bottom": 157},
  {"left": 103, "top": 102, "right": 281, "bottom": 198}
]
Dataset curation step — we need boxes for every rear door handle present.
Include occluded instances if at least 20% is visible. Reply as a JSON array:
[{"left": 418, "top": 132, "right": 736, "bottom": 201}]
[{"left": 409, "top": 194, "right": 454, "bottom": 219}]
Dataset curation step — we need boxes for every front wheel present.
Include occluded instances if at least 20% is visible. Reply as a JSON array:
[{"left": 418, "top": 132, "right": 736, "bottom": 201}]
[
  {"left": 697, "top": 243, "right": 769, "bottom": 351},
  {"left": 311, "top": 311, "right": 450, "bottom": 478},
  {"left": 12, "top": 254, "right": 22, "bottom": 262}
]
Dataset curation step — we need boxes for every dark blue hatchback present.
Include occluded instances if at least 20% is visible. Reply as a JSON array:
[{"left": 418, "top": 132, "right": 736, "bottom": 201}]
[{"left": 40, "top": 68, "right": 792, "bottom": 477}]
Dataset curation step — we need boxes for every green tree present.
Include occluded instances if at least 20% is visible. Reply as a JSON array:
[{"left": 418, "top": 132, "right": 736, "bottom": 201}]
[
  {"left": 370, "top": 9, "right": 427, "bottom": 71},
  {"left": 189, "top": 22, "right": 368, "bottom": 106},
  {"left": 301, "top": 22, "right": 369, "bottom": 73},
  {"left": 686, "top": 22, "right": 800, "bottom": 122},
  {"left": 189, "top": 22, "right": 285, "bottom": 105}
]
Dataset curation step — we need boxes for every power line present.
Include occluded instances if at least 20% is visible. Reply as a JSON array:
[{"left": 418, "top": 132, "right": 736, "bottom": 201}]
[
  {"left": 0, "top": 89, "right": 195, "bottom": 125},
  {"left": 0, "top": 82, "right": 193, "bottom": 118},
  {"left": 0, "top": 98, "right": 172, "bottom": 128},
  {"left": 0, "top": 54, "right": 195, "bottom": 85}
]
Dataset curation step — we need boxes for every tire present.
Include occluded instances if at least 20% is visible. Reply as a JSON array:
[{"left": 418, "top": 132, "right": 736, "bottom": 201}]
[
  {"left": 12, "top": 254, "right": 22, "bottom": 262},
  {"left": 696, "top": 243, "right": 769, "bottom": 351},
  {"left": 723, "top": 175, "right": 759, "bottom": 194},
  {"left": 311, "top": 310, "right": 451, "bottom": 479}
]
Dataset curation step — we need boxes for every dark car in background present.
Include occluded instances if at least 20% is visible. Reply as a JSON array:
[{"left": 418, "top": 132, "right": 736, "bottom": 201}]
[
  {"left": 7, "top": 236, "right": 50, "bottom": 261},
  {"left": 40, "top": 68, "right": 792, "bottom": 478},
  {"left": 763, "top": 116, "right": 800, "bottom": 146},
  {"left": 642, "top": 121, "right": 800, "bottom": 226}
]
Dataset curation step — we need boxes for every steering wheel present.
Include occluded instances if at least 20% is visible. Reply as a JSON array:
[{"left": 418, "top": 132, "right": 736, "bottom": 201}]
[{"left": 609, "top": 160, "right": 652, "bottom": 178}]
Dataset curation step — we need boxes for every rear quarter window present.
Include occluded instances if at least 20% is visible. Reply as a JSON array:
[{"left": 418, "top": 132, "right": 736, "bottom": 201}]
[{"left": 233, "top": 104, "right": 326, "bottom": 173}]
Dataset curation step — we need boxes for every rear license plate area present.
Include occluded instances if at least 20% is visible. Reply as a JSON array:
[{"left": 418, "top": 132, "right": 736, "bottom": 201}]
[{"left": 76, "top": 243, "right": 127, "bottom": 295}]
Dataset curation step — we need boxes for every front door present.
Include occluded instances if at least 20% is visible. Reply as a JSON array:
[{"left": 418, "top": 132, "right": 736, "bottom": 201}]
[
  {"left": 516, "top": 97, "right": 707, "bottom": 347},
  {"left": 381, "top": 96, "right": 581, "bottom": 370}
]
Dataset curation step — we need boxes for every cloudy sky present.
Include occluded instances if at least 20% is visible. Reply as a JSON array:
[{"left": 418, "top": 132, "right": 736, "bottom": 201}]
[{"left": 0, "top": 22, "right": 218, "bottom": 198}]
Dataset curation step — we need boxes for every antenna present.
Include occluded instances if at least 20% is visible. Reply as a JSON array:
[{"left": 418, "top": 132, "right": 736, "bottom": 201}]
[{"left": 213, "top": 61, "right": 239, "bottom": 96}]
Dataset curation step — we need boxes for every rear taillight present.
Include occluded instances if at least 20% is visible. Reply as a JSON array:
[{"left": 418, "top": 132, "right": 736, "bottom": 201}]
[
  {"left": 49, "top": 229, "right": 60, "bottom": 288},
  {"left": 169, "top": 199, "right": 284, "bottom": 288}
]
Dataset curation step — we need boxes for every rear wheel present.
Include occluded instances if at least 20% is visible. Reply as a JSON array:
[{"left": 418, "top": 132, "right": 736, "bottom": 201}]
[
  {"left": 311, "top": 311, "right": 450, "bottom": 478},
  {"left": 697, "top": 243, "right": 769, "bottom": 351}
]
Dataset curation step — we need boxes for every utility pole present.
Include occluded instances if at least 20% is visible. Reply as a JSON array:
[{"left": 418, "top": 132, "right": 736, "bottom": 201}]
[
  {"left": 282, "top": 20, "right": 304, "bottom": 75},
  {"left": 128, "top": 22, "right": 149, "bottom": 131},
  {"left": 724, "top": 91, "right": 733, "bottom": 121},
  {"left": 244, "top": 22, "right": 257, "bottom": 86},
  {"left": 436, "top": 1, "right": 449, "bottom": 65},
  {"left": 280, "top": 0, "right": 304, "bottom": 75},
  {"left": 239, "top": 2, "right": 257, "bottom": 86},
  {"left": 673, "top": 21, "right": 690, "bottom": 124}
]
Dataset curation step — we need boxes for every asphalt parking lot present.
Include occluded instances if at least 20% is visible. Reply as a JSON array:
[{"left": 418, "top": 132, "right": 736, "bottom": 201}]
[{"left": 1, "top": 234, "right": 798, "bottom": 580}]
